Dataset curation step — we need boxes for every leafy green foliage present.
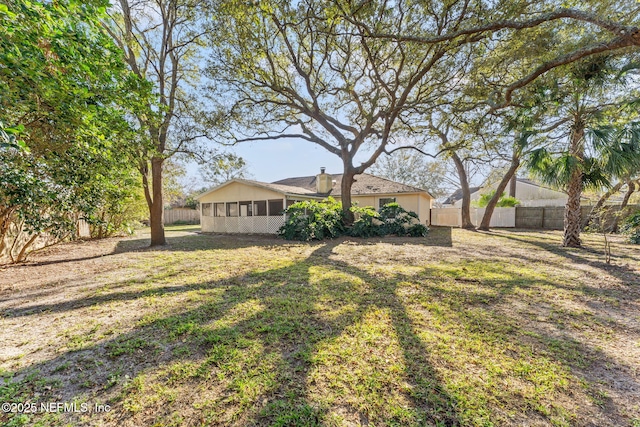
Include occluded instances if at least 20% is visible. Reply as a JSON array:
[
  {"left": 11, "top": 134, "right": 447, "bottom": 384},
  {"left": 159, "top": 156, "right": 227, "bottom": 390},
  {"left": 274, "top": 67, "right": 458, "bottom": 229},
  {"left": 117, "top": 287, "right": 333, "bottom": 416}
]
[
  {"left": 621, "top": 211, "right": 640, "bottom": 244},
  {"left": 349, "top": 206, "right": 386, "bottom": 238},
  {"left": 377, "top": 203, "right": 429, "bottom": 237},
  {"left": 0, "top": 1, "right": 147, "bottom": 261},
  {"left": 0, "top": 152, "right": 74, "bottom": 238},
  {"left": 475, "top": 190, "right": 521, "bottom": 208},
  {"left": 0, "top": 122, "right": 27, "bottom": 151},
  {"left": 278, "top": 198, "right": 345, "bottom": 241},
  {"left": 280, "top": 200, "right": 428, "bottom": 240},
  {"left": 0, "top": 144, "right": 144, "bottom": 261}
]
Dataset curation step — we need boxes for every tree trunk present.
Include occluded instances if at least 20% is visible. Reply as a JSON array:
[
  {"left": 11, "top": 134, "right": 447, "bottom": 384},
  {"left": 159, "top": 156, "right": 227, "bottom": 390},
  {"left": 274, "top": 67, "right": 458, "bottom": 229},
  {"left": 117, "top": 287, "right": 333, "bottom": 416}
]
[
  {"left": 611, "top": 180, "right": 637, "bottom": 232},
  {"left": 451, "top": 152, "right": 474, "bottom": 229},
  {"left": 16, "top": 234, "right": 39, "bottom": 263},
  {"left": 149, "top": 156, "right": 166, "bottom": 246},
  {"left": 341, "top": 169, "right": 356, "bottom": 225},
  {"left": 586, "top": 180, "right": 624, "bottom": 228},
  {"left": 563, "top": 123, "right": 585, "bottom": 248},
  {"left": 509, "top": 174, "right": 517, "bottom": 198},
  {"left": 478, "top": 156, "right": 520, "bottom": 231}
]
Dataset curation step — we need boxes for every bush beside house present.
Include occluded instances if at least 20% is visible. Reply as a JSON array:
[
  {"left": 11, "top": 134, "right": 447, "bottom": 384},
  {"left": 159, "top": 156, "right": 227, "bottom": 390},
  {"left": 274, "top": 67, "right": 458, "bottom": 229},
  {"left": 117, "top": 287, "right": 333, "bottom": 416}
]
[
  {"left": 621, "top": 211, "right": 640, "bottom": 244},
  {"left": 279, "top": 198, "right": 428, "bottom": 241}
]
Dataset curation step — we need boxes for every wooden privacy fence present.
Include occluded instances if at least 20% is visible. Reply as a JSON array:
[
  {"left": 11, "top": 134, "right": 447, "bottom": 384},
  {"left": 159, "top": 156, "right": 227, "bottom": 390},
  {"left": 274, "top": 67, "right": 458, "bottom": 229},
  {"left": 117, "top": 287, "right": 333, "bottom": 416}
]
[
  {"left": 431, "top": 204, "right": 639, "bottom": 229},
  {"left": 164, "top": 208, "right": 200, "bottom": 225}
]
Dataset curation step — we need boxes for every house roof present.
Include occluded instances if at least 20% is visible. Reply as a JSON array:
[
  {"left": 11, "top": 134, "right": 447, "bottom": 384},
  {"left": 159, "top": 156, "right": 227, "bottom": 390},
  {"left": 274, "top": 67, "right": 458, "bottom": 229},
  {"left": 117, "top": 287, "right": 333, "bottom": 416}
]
[
  {"left": 196, "top": 173, "right": 432, "bottom": 201},
  {"left": 443, "top": 178, "right": 570, "bottom": 205},
  {"left": 273, "top": 173, "right": 431, "bottom": 197},
  {"left": 195, "top": 178, "right": 323, "bottom": 200},
  {"left": 443, "top": 186, "right": 482, "bottom": 205}
]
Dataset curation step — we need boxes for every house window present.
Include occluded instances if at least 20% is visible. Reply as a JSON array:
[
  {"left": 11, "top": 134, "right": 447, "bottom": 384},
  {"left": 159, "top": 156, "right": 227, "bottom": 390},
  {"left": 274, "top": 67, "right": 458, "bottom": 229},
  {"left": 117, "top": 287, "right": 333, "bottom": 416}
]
[
  {"left": 254, "top": 200, "right": 267, "bottom": 216},
  {"left": 378, "top": 197, "right": 396, "bottom": 209},
  {"left": 239, "top": 201, "right": 252, "bottom": 216},
  {"left": 226, "top": 202, "right": 238, "bottom": 217},
  {"left": 202, "top": 203, "right": 212, "bottom": 217},
  {"left": 214, "top": 203, "right": 225, "bottom": 217},
  {"left": 286, "top": 199, "right": 297, "bottom": 208},
  {"left": 268, "top": 199, "right": 284, "bottom": 216}
]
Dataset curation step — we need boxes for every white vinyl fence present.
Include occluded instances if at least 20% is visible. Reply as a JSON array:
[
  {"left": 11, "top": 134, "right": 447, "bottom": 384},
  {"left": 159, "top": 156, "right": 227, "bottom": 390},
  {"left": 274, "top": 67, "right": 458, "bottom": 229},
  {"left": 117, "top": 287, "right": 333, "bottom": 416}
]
[
  {"left": 430, "top": 207, "right": 516, "bottom": 228},
  {"left": 431, "top": 208, "right": 462, "bottom": 227}
]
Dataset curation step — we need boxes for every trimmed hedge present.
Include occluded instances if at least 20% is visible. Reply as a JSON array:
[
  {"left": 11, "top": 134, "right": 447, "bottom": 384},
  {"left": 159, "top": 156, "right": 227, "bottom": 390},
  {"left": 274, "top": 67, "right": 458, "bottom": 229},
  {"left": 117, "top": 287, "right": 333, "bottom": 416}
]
[{"left": 279, "top": 199, "right": 428, "bottom": 241}]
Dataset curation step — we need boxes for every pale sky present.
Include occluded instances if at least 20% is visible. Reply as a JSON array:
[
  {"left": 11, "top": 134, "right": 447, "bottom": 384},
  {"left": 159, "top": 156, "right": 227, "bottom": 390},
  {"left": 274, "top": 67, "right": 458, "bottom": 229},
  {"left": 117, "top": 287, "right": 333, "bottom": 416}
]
[{"left": 185, "top": 137, "right": 376, "bottom": 185}]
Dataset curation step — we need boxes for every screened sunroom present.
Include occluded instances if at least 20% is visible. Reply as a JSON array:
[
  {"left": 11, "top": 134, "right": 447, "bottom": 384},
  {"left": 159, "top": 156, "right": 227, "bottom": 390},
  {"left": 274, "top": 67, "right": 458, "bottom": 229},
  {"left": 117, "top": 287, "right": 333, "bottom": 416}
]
[{"left": 196, "top": 179, "right": 321, "bottom": 234}]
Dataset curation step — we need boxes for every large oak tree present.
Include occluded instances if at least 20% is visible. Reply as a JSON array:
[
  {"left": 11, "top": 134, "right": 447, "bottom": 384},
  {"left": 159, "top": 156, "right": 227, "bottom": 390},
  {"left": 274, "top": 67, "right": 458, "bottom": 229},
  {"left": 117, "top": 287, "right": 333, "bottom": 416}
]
[
  {"left": 105, "top": 0, "right": 209, "bottom": 245},
  {"left": 209, "top": 0, "right": 640, "bottom": 223}
]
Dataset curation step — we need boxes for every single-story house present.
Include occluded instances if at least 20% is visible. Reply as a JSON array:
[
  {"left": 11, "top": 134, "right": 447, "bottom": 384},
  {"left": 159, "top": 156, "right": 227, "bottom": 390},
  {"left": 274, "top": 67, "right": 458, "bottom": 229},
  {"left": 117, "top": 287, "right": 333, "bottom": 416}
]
[
  {"left": 196, "top": 168, "right": 433, "bottom": 234},
  {"left": 444, "top": 178, "right": 570, "bottom": 208}
]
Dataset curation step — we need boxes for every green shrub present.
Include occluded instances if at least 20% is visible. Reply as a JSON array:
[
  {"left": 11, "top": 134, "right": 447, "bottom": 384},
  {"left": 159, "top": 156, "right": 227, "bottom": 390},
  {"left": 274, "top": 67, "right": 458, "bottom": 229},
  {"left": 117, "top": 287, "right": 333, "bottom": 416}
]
[
  {"left": 278, "top": 197, "right": 345, "bottom": 241},
  {"left": 378, "top": 203, "right": 429, "bottom": 237},
  {"left": 349, "top": 203, "right": 428, "bottom": 238},
  {"left": 280, "top": 200, "right": 428, "bottom": 240},
  {"left": 497, "top": 195, "right": 520, "bottom": 207},
  {"left": 621, "top": 211, "right": 640, "bottom": 244},
  {"left": 349, "top": 206, "right": 385, "bottom": 238},
  {"left": 475, "top": 190, "right": 520, "bottom": 208}
]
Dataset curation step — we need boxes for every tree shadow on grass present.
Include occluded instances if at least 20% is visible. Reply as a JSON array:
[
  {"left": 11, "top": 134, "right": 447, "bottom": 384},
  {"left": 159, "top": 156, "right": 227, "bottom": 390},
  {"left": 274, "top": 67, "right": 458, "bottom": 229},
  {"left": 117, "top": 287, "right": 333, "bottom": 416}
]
[
  {"left": 1, "top": 240, "right": 462, "bottom": 427},
  {"left": 488, "top": 231, "right": 640, "bottom": 288},
  {"left": 117, "top": 226, "right": 454, "bottom": 254},
  {"left": 411, "top": 258, "right": 639, "bottom": 425},
  {"left": 3, "top": 229, "right": 637, "bottom": 426}
]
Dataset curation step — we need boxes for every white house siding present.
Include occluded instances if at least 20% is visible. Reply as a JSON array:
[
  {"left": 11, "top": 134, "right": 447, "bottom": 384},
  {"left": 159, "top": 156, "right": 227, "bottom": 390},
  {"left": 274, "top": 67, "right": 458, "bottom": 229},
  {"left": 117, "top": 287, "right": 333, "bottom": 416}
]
[
  {"left": 452, "top": 192, "right": 482, "bottom": 207},
  {"left": 514, "top": 182, "right": 567, "bottom": 202}
]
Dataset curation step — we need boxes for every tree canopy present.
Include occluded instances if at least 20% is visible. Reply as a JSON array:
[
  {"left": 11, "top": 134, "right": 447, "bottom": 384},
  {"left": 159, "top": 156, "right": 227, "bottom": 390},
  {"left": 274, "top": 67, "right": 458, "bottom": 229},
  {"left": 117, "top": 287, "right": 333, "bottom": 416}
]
[{"left": 0, "top": 0, "right": 146, "bottom": 261}]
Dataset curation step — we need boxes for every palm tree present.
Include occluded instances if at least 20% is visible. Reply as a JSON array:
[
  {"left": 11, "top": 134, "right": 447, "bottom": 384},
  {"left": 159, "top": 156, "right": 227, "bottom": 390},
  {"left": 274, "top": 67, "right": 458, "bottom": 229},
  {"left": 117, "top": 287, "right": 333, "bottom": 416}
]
[{"left": 527, "top": 58, "right": 640, "bottom": 247}]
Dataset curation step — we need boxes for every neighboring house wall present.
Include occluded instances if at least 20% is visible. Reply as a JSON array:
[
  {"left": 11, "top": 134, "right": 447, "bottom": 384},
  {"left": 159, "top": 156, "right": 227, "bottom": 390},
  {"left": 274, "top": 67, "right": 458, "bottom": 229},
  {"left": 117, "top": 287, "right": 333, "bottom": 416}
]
[
  {"left": 452, "top": 181, "right": 567, "bottom": 207},
  {"left": 452, "top": 191, "right": 482, "bottom": 207},
  {"left": 512, "top": 181, "right": 567, "bottom": 201}
]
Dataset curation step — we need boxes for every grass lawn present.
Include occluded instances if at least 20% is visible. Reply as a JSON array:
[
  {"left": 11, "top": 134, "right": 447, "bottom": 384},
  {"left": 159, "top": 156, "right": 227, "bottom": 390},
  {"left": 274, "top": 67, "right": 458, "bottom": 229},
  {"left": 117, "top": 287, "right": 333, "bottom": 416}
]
[{"left": 0, "top": 225, "right": 639, "bottom": 426}]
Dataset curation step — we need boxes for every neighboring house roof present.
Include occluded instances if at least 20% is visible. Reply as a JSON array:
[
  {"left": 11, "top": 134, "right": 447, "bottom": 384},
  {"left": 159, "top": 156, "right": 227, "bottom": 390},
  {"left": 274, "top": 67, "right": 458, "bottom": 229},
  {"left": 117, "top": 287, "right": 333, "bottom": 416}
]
[
  {"left": 273, "top": 173, "right": 430, "bottom": 196},
  {"left": 444, "top": 178, "right": 571, "bottom": 205},
  {"left": 515, "top": 178, "right": 566, "bottom": 194},
  {"left": 443, "top": 186, "right": 482, "bottom": 205}
]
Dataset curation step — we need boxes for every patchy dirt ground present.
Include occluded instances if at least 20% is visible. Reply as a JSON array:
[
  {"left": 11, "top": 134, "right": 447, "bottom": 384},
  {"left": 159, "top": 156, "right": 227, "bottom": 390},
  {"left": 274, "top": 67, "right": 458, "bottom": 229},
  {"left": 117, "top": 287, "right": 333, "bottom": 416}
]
[{"left": 0, "top": 226, "right": 638, "bottom": 426}]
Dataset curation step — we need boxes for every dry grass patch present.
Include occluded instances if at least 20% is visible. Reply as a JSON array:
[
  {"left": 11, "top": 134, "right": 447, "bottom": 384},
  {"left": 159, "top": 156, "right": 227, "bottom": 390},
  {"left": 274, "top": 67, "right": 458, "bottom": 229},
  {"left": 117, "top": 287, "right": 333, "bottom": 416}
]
[{"left": 0, "top": 226, "right": 638, "bottom": 426}]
